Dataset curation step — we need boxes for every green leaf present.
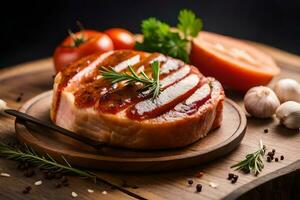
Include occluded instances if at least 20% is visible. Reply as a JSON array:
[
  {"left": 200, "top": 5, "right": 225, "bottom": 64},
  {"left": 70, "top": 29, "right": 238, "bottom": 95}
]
[{"left": 177, "top": 9, "right": 203, "bottom": 38}]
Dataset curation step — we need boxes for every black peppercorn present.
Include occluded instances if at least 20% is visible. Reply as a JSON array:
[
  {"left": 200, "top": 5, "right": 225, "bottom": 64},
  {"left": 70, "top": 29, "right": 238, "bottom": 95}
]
[
  {"left": 196, "top": 184, "right": 202, "bottom": 192},
  {"left": 272, "top": 149, "right": 275, "bottom": 154},
  {"left": 267, "top": 156, "right": 272, "bottom": 162},
  {"left": 231, "top": 175, "right": 239, "bottom": 183},
  {"left": 22, "top": 186, "right": 31, "bottom": 194},
  {"left": 280, "top": 155, "right": 284, "bottom": 160},
  {"left": 275, "top": 158, "right": 279, "bottom": 162},
  {"left": 267, "top": 152, "right": 274, "bottom": 158},
  {"left": 188, "top": 179, "right": 193, "bottom": 185},
  {"left": 264, "top": 128, "right": 269, "bottom": 133},
  {"left": 228, "top": 173, "right": 234, "bottom": 180}
]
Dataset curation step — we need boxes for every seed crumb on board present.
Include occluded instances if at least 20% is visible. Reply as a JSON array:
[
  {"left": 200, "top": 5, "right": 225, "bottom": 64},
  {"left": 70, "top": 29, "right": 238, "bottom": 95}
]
[
  {"left": 87, "top": 189, "right": 94, "bottom": 193},
  {"left": 102, "top": 190, "right": 108, "bottom": 195},
  {"left": 0, "top": 172, "right": 11, "bottom": 177},
  {"left": 34, "top": 180, "right": 43, "bottom": 186},
  {"left": 71, "top": 192, "right": 78, "bottom": 198},
  {"left": 209, "top": 182, "right": 218, "bottom": 188}
]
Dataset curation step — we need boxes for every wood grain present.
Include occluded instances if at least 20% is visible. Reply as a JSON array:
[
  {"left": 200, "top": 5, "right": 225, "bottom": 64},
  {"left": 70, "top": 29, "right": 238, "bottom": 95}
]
[
  {"left": 15, "top": 91, "right": 246, "bottom": 172},
  {"left": 0, "top": 43, "right": 299, "bottom": 200}
]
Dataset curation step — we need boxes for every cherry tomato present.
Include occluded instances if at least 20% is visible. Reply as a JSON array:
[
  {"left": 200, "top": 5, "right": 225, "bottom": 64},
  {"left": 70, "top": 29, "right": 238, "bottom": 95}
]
[
  {"left": 104, "top": 28, "right": 135, "bottom": 50},
  {"left": 53, "top": 30, "right": 114, "bottom": 72}
]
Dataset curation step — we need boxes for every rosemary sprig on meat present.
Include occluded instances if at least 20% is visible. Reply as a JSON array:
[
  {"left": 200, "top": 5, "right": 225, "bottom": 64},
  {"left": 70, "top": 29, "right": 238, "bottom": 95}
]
[
  {"left": 231, "top": 140, "right": 266, "bottom": 175},
  {"left": 100, "top": 61, "right": 161, "bottom": 99},
  {"left": 0, "top": 142, "right": 96, "bottom": 182}
]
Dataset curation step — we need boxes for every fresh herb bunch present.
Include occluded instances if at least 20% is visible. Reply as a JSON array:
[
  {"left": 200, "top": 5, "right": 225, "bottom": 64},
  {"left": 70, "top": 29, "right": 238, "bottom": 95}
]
[
  {"left": 100, "top": 61, "right": 161, "bottom": 99},
  {"left": 231, "top": 140, "right": 266, "bottom": 175},
  {"left": 135, "top": 9, "right": 202, "bottom": 63},
  {"left": 0, "top": 142, "right": 96, "bottom": 182}
]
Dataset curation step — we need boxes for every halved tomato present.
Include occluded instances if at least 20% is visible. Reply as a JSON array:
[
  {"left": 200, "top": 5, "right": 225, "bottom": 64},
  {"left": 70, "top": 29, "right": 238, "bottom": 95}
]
[{"left": 190, "top": 32, "right": 280, "bottom": 91}]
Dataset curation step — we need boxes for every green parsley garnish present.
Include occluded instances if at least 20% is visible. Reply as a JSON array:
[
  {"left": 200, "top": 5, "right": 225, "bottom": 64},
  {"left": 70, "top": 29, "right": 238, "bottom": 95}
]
[
  {"left": 178, "top": 9, "right": 203, "bottom": 39},
  {"left": 135, "top": 9, "right": 202, "bottom": 63},
  {"left": 100, "top": 61, "right": 161, "bottom": 99}
]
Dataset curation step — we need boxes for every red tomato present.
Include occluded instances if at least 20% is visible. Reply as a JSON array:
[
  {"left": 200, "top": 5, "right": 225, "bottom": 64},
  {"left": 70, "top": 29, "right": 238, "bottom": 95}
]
[
  {"left": 104, "top": 28, "right": 135, "bottom": 50},
  {"left": 190, "top": 32, "right": 280, "bottom": 91},
  {"left": 53, "top": 30, "right": 114, "bottom": 72}
]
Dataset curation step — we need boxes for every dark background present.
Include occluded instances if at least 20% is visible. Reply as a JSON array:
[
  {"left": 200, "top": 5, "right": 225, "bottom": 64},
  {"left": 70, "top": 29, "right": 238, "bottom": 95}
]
[{"left": 1, "top": 0, "right": 300, "bottom": 68}]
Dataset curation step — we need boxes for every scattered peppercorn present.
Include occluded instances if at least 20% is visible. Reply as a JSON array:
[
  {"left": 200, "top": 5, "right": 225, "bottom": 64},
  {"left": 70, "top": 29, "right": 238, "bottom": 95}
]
[
  {"left": 280, "top": 155, "right": 284, "bottom": 160},
  {"left": 267, "top": 152, "right": 274, "bottom": 158},
  {"left": 272, "top": 149, "right": 275, "bottom": 154},
  {"left": 275, "top": 158, "right": 279, "bottom": 162},
  {"left": 16, "top": 93, "right": 24, "bottom": 103},
  {"left": 22, "top": 186, "right": 31, "bottom": 194},
  {"left": 231, "top": 175, "right": 239, "bottom": 183},
  {"left": 196, "top": 184, "right": 202, "bottom": 192},
  {"left": 264, "top": 128, "right": 269, "bottom": 133},
  {"left": 228, "top": 173, "right": 234, "bottom": 180},
  {"left": 188, "top": 179, "right": 193, "bottom": 185},
  {"left": 267, "top": 156, "right": 272, "bottom": 162}
]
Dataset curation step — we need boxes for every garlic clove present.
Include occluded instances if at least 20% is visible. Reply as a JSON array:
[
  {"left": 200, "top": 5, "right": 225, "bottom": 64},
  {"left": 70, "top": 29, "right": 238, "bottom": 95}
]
[
  {"left": 244, "top": 86, "right": 280, "bottom": 118},
  {"left": 273, "top": 79, "right": 300, "bottom": 103},
  {"left": 0, "top": 99, "right": 8, "bottom": 115},
  {"left": 276, "top": 101, "right": 300, "bottom": 129}
]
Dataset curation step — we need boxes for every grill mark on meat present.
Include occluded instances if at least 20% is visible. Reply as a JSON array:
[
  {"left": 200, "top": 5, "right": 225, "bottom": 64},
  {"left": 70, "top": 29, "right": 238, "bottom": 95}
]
[
  {"left": 173, "top": 83, "right": 211, "bottom": 115},
  {"left": 113, "top": 54, "right": 141, "bottom": 72},
  {"left": 54, "top": 53, "right": 109, "bottom": 121},
  {"left": 160, "top": 65, "right": 191, "bottom": 88},
  {"left": 127, "top": 74, "right": 201, "bottom": 120}
]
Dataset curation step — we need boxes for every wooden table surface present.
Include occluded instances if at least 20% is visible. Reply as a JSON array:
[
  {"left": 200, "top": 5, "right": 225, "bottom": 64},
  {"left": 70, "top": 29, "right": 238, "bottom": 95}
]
[{"left": 0, "top": 42, "right": 299, "bottom": 200}]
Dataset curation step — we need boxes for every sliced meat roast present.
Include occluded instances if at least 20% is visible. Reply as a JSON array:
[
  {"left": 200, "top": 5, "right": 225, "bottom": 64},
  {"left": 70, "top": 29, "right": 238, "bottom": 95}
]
[{"left": 51, "top": 50, "right": 225, "bottom": 149}]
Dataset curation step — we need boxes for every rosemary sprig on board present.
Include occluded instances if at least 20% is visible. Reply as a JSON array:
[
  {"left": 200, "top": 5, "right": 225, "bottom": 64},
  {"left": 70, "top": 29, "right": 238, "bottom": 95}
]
[
  {"left": 100, "top": 61, "right": 161, "bottom": 99},
  {"left": 0, "top": 142, "right": 96, "bottom": 182},
  {"left": 231, "top": 140, "right": 266, "bottom": 175}
]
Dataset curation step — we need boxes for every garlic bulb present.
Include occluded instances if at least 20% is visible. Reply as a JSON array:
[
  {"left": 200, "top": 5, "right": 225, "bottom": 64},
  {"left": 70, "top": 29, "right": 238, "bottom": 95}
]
[
  {"left": 244, "top": 86, "right": 280, "bottom": 118},
  {"left": 0, "top": 99, "right": 8, "bottom": 115},
  {"left": 273, "top": 78, "right": 300, "bottom": 103},
  {"left": 276, "top": 101, "right": 300, "bottom": 129}
]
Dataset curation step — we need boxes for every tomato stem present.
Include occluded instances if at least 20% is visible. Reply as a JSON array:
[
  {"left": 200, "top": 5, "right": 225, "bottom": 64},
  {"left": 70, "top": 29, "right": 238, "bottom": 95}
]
[{"left": 68, "top": 21, "right": 86, "bottom": 48}]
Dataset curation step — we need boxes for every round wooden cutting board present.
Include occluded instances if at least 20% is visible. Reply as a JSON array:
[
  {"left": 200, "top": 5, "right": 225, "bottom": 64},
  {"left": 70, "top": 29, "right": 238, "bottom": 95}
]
[{"left": 15, "top": 90, "right": 246, "bottom": 172}]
